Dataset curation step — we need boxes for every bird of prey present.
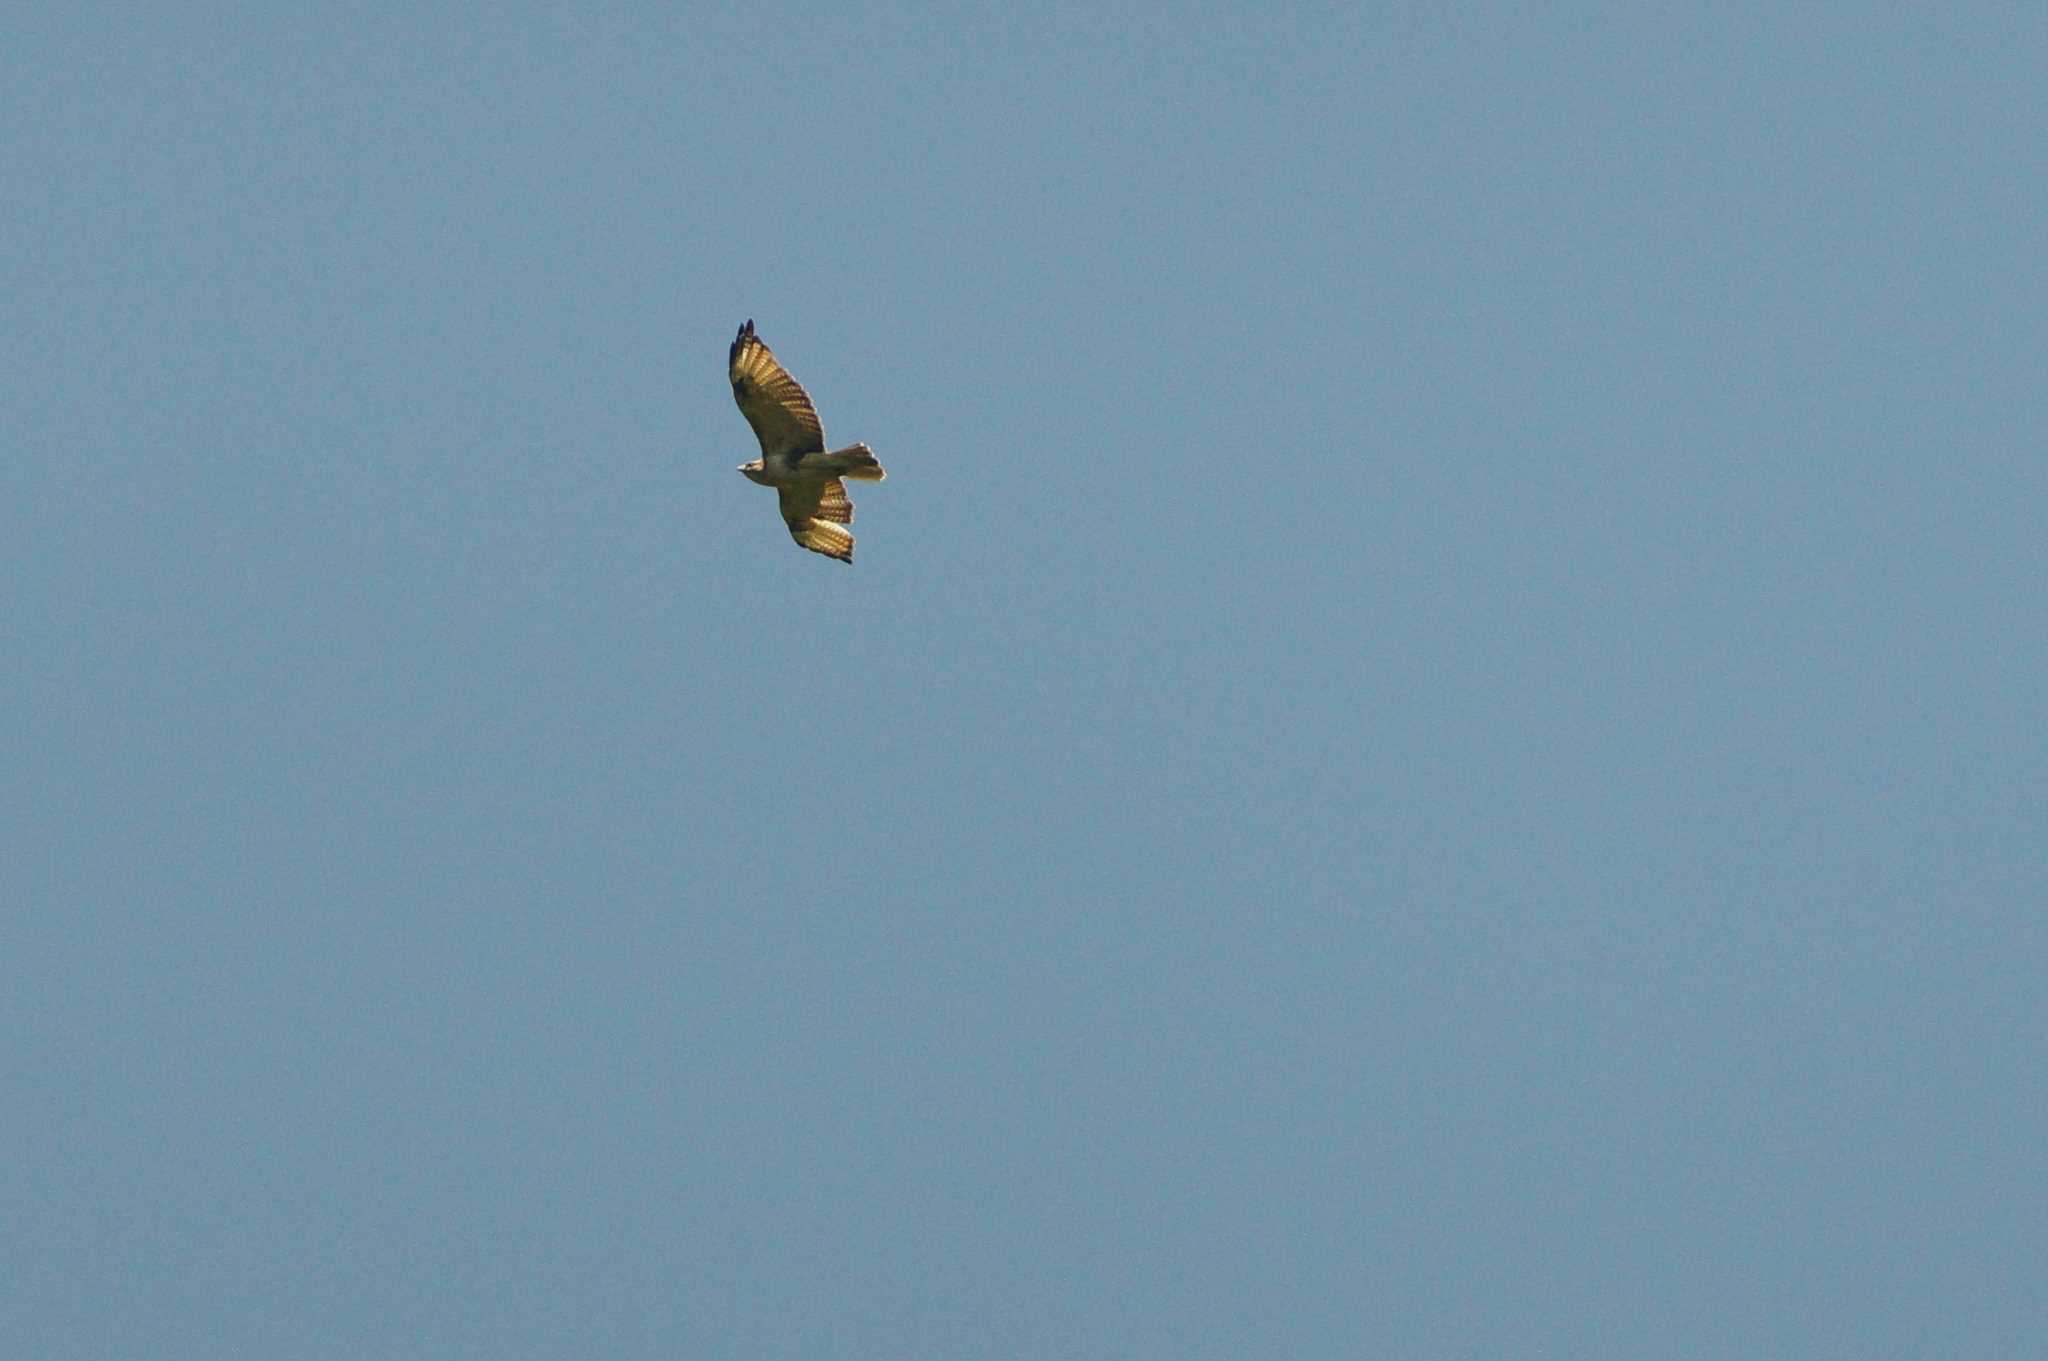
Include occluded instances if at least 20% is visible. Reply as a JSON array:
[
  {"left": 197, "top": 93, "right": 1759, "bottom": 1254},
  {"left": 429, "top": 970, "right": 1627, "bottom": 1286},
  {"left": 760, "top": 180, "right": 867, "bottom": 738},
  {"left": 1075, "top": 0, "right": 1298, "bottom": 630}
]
[{"left": 728, "top": 320, "right": 886, "bottom": 563}]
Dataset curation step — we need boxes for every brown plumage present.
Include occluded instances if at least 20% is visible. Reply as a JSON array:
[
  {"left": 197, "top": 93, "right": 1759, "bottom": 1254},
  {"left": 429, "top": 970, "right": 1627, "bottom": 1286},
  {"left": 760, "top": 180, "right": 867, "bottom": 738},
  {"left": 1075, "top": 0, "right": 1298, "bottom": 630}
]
[{"left": 728, "top": 320, "right": 885, "bottom": 563}]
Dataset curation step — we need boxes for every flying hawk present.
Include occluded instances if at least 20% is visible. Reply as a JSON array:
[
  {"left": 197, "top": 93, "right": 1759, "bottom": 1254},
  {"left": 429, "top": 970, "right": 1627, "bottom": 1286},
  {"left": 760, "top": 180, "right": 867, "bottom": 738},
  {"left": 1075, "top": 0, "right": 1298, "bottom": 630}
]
[{"left": 728, "top": 320, "right": 886, "bottom": 563}]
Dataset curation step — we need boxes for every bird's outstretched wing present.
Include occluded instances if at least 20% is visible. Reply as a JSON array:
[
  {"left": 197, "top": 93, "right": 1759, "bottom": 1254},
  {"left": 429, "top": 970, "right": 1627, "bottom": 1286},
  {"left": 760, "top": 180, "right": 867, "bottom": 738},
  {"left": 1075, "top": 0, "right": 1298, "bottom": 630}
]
[
  {"left": 778, "top": 476, "right": 855, "bottom": 563},
  {"left": 729, "top": 320, "right": 825, "bottom": 460}
]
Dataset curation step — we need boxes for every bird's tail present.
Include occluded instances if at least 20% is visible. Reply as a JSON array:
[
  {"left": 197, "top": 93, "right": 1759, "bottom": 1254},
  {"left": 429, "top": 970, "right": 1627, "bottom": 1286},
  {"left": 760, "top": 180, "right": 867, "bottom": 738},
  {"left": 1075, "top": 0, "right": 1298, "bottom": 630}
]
[{"left": 819, "top": 442, "right": 885, "bottom": 481}]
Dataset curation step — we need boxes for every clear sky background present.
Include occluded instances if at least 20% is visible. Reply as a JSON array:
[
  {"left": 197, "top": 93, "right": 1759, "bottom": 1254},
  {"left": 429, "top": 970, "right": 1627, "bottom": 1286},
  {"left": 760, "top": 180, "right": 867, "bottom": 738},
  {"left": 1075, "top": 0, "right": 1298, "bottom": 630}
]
[{"left": 5, "top": 4, "right": 2043, "bottom": 1358}]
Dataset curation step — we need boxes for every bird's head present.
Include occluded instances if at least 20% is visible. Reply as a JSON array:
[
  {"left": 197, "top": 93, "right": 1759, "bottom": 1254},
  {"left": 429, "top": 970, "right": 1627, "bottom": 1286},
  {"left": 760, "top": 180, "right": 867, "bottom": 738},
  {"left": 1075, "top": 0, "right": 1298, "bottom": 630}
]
[{"left": 737, "top": 459, "right": 768, "bottom": 485}]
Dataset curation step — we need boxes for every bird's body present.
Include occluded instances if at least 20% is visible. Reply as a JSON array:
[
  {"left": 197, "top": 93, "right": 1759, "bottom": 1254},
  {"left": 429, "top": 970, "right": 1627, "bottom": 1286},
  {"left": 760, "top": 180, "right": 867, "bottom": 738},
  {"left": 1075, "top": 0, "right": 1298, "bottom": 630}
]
[{"left": 727, "top": 320, "right": 885, "bottom": 563}]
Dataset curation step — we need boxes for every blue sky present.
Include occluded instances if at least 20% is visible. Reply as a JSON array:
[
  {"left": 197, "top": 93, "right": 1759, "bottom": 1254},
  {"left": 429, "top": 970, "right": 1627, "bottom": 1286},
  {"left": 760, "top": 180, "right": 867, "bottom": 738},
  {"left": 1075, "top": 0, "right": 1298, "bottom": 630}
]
[{"left": 5, "top": 4, "right": 2044, "bottom": 1357}]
